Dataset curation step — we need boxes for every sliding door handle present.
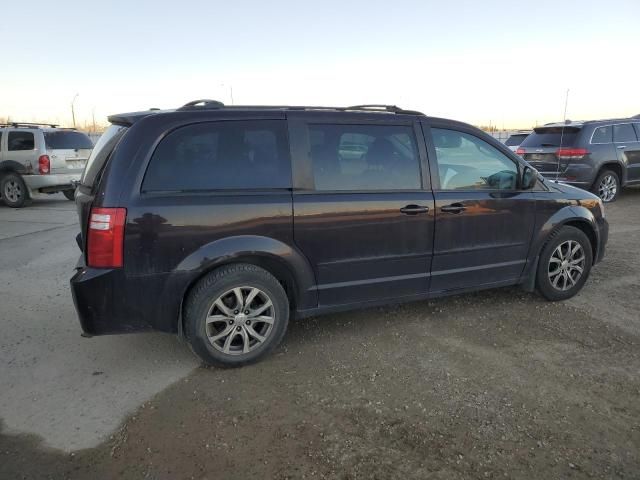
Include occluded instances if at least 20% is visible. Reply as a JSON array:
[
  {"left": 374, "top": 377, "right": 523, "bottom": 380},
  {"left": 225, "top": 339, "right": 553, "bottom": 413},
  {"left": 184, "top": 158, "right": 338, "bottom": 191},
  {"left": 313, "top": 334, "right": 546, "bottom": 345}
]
[
  {"left": 400, "top": 205, "right": 429, "bottom": 215},
  {"left": 440, "top": 203, "right": 466, "bottom": 214}
]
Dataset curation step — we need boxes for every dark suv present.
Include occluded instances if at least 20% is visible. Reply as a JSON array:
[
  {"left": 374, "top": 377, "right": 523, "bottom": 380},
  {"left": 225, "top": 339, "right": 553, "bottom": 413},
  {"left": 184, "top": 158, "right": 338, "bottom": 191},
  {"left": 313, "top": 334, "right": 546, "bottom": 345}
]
[
  {"left": 71, "top": 100, "right": 608, "bottom": 367},
  {"left": 517, "top": 118, "right": 640, "bottom": 202}
]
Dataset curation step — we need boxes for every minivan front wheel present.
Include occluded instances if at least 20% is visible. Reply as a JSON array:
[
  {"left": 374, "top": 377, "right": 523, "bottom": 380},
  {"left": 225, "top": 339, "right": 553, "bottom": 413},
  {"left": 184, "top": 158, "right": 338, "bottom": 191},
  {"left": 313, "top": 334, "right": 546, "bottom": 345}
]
[
  {"left": 536, "top": 226, "right": 593, "bottom": 301},
  {"left": 592, "top": 169, "right": 619, "bottom": 203},
  {"left": 184, "top": 263, "right": 289, "bottom": 367}
]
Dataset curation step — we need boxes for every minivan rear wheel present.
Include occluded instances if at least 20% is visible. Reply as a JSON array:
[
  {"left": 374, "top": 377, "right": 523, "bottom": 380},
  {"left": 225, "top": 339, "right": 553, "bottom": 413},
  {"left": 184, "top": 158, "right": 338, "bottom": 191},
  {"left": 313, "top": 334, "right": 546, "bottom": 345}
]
[
  {"left": 536, "top": 226, "right": 593, "bottom": 301},
  {"left": 592, "top": 169, "right": 619, "bottom": 203},
  {"left": 184, "top": 263, "right": 289, "bottom": 367},
  {"left": 1, "top": 173, "right": 31, "bottom": 208}
]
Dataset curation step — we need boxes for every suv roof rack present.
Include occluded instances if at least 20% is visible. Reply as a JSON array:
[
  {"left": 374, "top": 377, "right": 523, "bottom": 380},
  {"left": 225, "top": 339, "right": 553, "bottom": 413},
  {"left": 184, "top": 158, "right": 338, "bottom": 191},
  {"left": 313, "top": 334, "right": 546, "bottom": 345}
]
[
  {"left": 0, "top": 121, "right": 60, "bottom": 128},
  {"left": 176, "top": 100, "right": 424, "bottom": 115}
]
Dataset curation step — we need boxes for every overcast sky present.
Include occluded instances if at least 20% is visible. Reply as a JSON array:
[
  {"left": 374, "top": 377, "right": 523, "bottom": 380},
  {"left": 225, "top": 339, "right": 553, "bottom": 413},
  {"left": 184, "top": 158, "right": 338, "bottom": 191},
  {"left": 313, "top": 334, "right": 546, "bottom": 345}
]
[{"left": 2, "top": 0, "right": 638, "bottom": 128}]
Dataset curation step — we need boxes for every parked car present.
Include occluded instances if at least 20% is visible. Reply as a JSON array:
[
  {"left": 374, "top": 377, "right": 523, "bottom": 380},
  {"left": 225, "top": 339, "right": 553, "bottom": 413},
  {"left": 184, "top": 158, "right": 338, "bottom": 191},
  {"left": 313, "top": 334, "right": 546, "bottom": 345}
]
[
  {"left": 71, "top": 100, "right": 608, "bottom": 367},
  {"left": 516, "top": 117, "right": 640, "bottom": 202},
  {"left": 0, "top": 123, "right": 93, "bottom": 207},
  {"left": 504, "top": 131, "right": 531, "bottom": 152}
]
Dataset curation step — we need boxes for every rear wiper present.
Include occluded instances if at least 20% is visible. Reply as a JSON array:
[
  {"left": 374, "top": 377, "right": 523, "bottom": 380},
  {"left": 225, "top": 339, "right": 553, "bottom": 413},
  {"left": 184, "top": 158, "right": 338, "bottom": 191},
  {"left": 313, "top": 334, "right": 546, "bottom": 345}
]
[{"left": 540, "top": 143, "right": 556, "bottom": 147}]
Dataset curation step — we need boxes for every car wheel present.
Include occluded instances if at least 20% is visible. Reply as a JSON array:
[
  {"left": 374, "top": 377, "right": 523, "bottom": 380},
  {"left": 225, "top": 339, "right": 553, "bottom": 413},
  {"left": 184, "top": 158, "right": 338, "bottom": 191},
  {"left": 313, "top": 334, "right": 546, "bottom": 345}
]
[
  {"left": 591, "top": 169, "right": 619, "bottom": 203},
  {"left": 536, "top": 226, "right": 593, "bottom": 301},
  {"left": 1, "top": 173, "right": 31, "bottom": 208},
  {"left": 184, "top": 263, "right": 290, "bottom": 367},
  {"left": 63, "top": 189, "right": 76, "bottom": 201}
]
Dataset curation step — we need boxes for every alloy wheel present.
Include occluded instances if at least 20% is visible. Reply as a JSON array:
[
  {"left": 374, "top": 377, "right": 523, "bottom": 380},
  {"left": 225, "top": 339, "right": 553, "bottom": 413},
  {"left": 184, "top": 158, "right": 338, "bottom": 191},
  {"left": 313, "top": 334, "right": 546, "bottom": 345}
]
[
  {"left": 205, "top": 286, "right": 275, "bottom": 355},
  {"left": 598, "top": 174, "right": 617, "bottom": 202},
  {"left": 548, "top": 240, "right": 585, "bottom": 291},
  {"left": 4, "top": 180, "right": 23, "bottom": 203}
]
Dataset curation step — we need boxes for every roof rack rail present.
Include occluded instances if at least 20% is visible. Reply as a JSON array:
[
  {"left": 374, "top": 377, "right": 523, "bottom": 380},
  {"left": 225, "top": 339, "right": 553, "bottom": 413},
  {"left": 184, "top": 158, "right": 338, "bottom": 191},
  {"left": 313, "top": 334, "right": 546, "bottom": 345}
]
[
  {"left": 344, "top": 104, "right": 424, "bottom": 115},
  {"left": 0, "top": 121, "right": 60, "bottom": 128},
  {"left": 173, "top": 101, "right": 423, "bottom": 115},
  {"left": 177, "top": 99, "right": 225, "bottom": 110}
]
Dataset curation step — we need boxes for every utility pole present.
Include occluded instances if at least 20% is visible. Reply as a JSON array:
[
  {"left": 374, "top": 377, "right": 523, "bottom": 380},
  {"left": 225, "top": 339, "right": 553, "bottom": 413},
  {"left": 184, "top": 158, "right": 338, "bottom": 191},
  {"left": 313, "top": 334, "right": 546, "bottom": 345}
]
[{"left": 71, "top": 93, "right": 79, "bottom": 128}]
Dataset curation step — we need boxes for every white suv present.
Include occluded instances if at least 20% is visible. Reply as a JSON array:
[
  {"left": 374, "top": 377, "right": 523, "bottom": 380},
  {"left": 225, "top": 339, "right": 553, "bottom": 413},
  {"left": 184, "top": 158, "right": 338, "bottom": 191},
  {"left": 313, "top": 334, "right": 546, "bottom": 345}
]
[{"left": 0, "top": 123, "right": 93, "bottom": 207}]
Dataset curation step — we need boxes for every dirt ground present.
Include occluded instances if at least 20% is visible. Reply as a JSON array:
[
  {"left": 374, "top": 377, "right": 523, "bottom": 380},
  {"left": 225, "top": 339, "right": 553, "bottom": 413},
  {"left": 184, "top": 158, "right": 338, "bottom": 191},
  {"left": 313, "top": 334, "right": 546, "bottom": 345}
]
[{"left": 2, "top": 189, "right": 640, "bottom": 480}]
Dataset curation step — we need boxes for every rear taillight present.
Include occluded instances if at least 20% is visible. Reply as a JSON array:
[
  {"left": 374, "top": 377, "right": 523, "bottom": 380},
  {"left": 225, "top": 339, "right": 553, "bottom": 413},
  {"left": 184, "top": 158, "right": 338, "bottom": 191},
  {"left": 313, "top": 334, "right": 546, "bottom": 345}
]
[
  {"left": 87, "top": 207, "right": 126, "bottom": 268},
  {"left": 38, "top": 155, "right": 50, "bottom": 174},
  {"left": 556, "top": 148, "right": 589, "bottom": 159},
  {"left": 516, "top": 148, "right": 526, "bottom": 156}
]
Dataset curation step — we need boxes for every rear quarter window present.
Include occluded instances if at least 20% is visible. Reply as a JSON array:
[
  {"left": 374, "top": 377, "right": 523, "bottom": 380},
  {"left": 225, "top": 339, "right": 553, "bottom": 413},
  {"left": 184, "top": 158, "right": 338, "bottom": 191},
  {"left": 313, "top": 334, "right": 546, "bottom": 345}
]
[
  {"left": 142, "top": 120, "right": 291, "bottom": 192},
  {"left": 591, "top": 125, "right": 613, "bottom": 144},
  {"left": 8, "top": 131, "right": 35, "bottom": 150}
]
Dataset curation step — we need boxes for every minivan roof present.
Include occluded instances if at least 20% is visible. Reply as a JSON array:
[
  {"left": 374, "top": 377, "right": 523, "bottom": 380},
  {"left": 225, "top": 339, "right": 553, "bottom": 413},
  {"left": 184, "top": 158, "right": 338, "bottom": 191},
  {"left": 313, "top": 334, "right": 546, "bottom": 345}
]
[{"left": 108, "top": 100, "right": 427, "bottom": 126}]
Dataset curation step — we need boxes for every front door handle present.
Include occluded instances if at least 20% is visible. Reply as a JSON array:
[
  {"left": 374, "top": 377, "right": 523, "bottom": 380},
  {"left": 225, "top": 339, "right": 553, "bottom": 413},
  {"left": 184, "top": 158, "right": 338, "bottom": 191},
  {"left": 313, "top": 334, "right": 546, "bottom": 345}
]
[
  {"left": 440, "top": 203, "right": 466, "bottom": 214},
  {"left": 400, "top": 205, "right": 429, "bottom": 215}
]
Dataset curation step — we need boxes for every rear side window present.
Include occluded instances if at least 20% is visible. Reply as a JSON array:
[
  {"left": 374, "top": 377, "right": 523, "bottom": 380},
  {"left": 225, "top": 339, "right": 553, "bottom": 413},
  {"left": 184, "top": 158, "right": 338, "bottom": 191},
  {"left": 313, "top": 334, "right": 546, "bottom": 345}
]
[
  {"left": 520, "top": 127, "right": 580, "bottom": 148},
  {"left": 142, "top": 120, "right": 291, "bottom": 192},
  {"left": 591, "top": 125, "right": 612, "bottom": 144},
  {"left": 44, "top": 131, "right": 93, "bottom": 149},
  {"left": 8, "top": 131, "right": 34, "bottom": 151},
  {"left": 308, "top": 124, "right": 421, "bottom": 190},
  {"left": 613, "top": 124, "right": 638, "bottom": 143},
  {"left": 634, "top": 124, "right": 640, "bottom": 140}
]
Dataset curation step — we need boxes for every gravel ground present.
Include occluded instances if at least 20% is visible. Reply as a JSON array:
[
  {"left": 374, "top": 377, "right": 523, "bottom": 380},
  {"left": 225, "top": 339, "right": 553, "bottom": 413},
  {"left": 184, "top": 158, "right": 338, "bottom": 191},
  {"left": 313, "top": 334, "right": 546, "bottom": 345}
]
[{"left": 2, "top": 188, "right": 640, "bottom": 480}]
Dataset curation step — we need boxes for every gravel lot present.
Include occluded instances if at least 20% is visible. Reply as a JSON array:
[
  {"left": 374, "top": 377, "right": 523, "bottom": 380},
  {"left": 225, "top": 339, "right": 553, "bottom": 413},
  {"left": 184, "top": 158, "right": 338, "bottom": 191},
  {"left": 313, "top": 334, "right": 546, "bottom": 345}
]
[{"left": 1, "top": 189, "right": 639, "bottom": 479}]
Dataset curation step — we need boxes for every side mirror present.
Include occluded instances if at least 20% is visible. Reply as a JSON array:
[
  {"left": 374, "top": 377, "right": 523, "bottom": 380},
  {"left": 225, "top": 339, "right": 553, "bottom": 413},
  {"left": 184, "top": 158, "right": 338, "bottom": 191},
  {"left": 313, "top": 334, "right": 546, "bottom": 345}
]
[{"left": 522, "top": 165, "right": 538, "bottom": 190}]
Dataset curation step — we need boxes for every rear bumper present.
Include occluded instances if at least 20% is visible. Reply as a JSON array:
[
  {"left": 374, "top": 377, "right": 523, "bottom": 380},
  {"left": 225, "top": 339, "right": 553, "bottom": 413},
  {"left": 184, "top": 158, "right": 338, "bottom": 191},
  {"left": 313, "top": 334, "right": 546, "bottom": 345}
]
[
  {"left": 539, "top": 164, "right": 596, "bottom": 188},
  {"left": 70, "top": 256, "right": 185, "bottom": 336},
  {"left": 24, "top": 173, "right": 81, "bottom": 193}
]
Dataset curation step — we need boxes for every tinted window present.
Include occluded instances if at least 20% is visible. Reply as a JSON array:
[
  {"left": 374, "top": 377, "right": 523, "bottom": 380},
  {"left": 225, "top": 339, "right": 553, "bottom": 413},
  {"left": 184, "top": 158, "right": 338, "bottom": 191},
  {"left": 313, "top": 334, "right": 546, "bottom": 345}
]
[
  {"left": 591, "top": 125, "right": 613, "bottom": 144},
  {"left": 8, "top": 131, "right": 35, "bottom": 151},
  {"left": 44, "top": 131, "right": 93, "bottom": 149},
  {"left": 505, "top": 134, "right": 528, "bottom": 146},
  {"left": 432, "top": 128, "right": 518, "bottom": 190},
  {"left": 520, "top": 127, "right": 580, "bottom": 147},
  {"left": 309, "top": 124, "right": 421, "bottom": 190},
  {"left": 613, "top": 124, "right": 638, "bottom": 143},
  {"left": 143, "top": 120, "right": 290, "bottom": 192},
  {"left": 634, "top": 124, "right": 640, "bottom": 140}
]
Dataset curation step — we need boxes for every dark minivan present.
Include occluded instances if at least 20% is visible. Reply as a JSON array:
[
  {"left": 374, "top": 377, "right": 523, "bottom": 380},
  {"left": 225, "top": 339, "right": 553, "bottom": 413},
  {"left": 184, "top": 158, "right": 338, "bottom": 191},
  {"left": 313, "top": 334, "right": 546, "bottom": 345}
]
[{"left": 71, "top": 101, "right": 608, "bottom": 367}]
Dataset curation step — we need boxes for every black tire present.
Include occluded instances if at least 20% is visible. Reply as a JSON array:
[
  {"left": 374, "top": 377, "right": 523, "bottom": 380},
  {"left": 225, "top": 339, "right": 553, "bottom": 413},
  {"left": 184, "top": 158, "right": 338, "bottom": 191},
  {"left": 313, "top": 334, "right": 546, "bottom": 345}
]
[
  {"left": 536, "top": 226, "right": 593, "bottom": 301},
  {"left": 184, "top": 263, "right": 289, "bottom": 367},
  {"left": 1, "top": 173, "right": 31, "bottom": 208},
  {"left": 591, "top": 169, "right": 620, "bottom": 203},
  {"left": 63, "top": 189, "right": 76, "bottom": 201}
]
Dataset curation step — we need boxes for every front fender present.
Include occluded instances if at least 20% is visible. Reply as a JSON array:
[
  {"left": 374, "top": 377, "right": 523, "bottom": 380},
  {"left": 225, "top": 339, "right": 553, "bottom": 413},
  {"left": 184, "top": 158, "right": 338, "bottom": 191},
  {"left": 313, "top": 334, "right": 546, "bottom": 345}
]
[
  {"left": 521, "top": 204, "right": 599, "bottom": 290},
  {"left": 173, "top": 235, "right": 317, "bottom": 310}
]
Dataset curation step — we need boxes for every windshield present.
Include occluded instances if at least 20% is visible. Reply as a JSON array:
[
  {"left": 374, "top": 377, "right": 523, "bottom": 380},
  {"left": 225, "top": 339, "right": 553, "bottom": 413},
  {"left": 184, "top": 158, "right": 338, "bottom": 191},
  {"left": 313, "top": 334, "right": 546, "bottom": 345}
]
[
  {"left": 519, "top": 127, "right": 580, "bottom": 148},
  {"left": 505, "top": 134, "right": 529, "bottom": 146},
  {"left": 44, "top": 131, "right": 93, "bottom": 149},
  {"left": 80, "top": 125, "right": 127, "bottom": 186}
]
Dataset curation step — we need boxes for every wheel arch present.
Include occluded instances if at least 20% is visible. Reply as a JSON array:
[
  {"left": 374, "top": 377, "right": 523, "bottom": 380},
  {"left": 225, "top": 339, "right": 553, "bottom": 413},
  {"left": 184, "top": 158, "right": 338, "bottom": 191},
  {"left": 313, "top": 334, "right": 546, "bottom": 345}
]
[
  {"left": 171, "top": 235, "right": 317, "bottom": 336},
  {"left": 522, "top": 205, "right": 599, "bottom": 291},
  {"left": 596, "top": 162, "right": 625, "bottom": 186}
]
